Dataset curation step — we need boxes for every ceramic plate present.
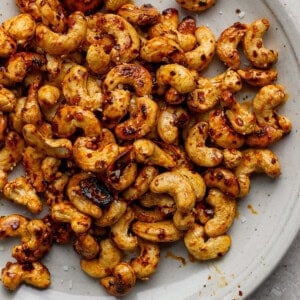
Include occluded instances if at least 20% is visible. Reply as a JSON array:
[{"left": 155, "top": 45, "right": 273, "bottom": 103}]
[{"left": 1, "top": 0, "right": 300, "bottom": 299}]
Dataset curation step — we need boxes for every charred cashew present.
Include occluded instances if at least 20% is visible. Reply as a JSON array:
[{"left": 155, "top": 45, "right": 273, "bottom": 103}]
[
  {"left": 51, "top": 202, "right": 92, "bottom": 234},
  {"left": 133, "top": 139, "right": 176, "bottom": 169},
  {"left": 36, "top": 12, "right": 87, "bottom": 55},
  {"left": 243, "top": 19, "right": 278, "bottom": 68},
  {"left": 216, "top": 22, "right": 247, "bottom": 69},
  {"left": 176, "top": 0, "right": 216, "bottom": 12},
  {"left": 110, "top": 207, "right": 138, "bottom": 251},
  {"left": 52, "top": 105, "right": 102, "bottom": 138},
  {"left": 3, "top": 177, "right": 43, "bottom": 214},
  {"left": 100, "top": 262, "right": 136, "bottom": 297},
  {"left": 184, "top": 121, "right": 223, "bottom": 167},
  {"left": 103, "top": 63, "right": 152, "bottom": 96},
  {"left": 115, "top": 96, "right": 158, "bottom": 140},
  {"left": 1, "top": 261, "right": 50, "bottom": 291},
  {"left": 62, "top": 65, "right": 103, "bottom": 110},
  {"left": 80, "top": 238, "right": 123, "bottom": 278},
  {"left": 235, "top": 149, "right": 281, "bottom": 197},
  {"left": 204, "top": 189, "right": 237, "bottom": 237},
  {"left": 23, "top": 123, "right": 73, "bottom": 159},
  {"left": 184, "top": 223, "right": 231, "bottom": 260},
  {"left": 130, "top": 239, "right": 160, "bottom": 281}
]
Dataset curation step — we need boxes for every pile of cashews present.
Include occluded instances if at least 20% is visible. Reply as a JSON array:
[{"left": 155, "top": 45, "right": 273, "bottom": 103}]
[{"left": 0, "top": 0, "right": 292, "bottom": 296}]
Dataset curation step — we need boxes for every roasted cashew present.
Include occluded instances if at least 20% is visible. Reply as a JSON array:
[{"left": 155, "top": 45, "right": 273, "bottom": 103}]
[
  {"left": 237, "top": 68, "right": 278, "bottom": 87},
  {"left": 156, "top": 63, "right": 196, "bottom": 94},
  {"left": 176, "top": 0, "right": 216, "bottom": 12},
  {"left": 216, "top": 22, "right": 247, "bottom": 69},
  {"left": 173, "top": 211, "right": 195, "bottom": 231},
  {"left": 132, "top": 220, "right": 183, "bottom": 242},
  {"left": 235, "top": 149, "right": 281, "bottom": 197},
  {"left": 105, "top": 0, "right": 130, "bottom": 11},
  {"left": 130, "top": 238, "right": 160, "bottom": 281},
  {"left": 100, "top": 262, "right": 136, "bottom": 297},
  {"left": 184, "top": 121, "right": 223, "bottom": 167},
  {"left": 0, "top": 131, "right": 24, "bottom": 172},
  {"left": 184, "top": 223, "right": 231, "bottom": 260},
  {"left": 52, "top": 105, "right": 102, "bottom": 138},
  {"left": 63, "top": 0, "right": 102, "bottom": 13},
  {"left": 2, "top": 13, "right": 36, "bottom": 47},
  {"left": 62, "top": 65, "right": 103, "bottom": 110},
  {"left": 157, "top": 106, "right": 189, "bottom": 145},
  {"left": 118, "top": 3, "right": 160, "bottom": 26},
  {"left": 41, "top": 156, "right": 61, "bottom": 182},
  {"left": 94, "top": 199, "right": 127, "bottom": 227},
  {"left": 80, "top": 238, "right": 123, "bottom": 278},
  {"left": 51, "top": 202, "right": 92, "bottom": 234},
  {"left": 23, "top": 123, "right": 73, "bottom": 159},
  {"left": 123, "top": 166, "right": 159, "bottom": 202},
  {"left": 203, "top": 189, "right": 237, "bottom": 237},
  {"left": 203, "top": 167, "right": 239, "bottom": 198},
  {"left": 1, "top": 261, "right": 50, "bottom": 291},
  {"left": 103, "top": 63, "right": 152, "bottom": 96},
  {"left": 9, "top": 97, "right": 26, "bottom": 133},
  {"left": 0, "top": 86, "right": 17, "bottom": 112},
  {"left": 110, "top": 207, "right": 138, "bottom": 252},
  {"left": 0, "top": 214, "right": 28, "bottom": 239},
  {"left": 208, "top": 109, "right": 245, "bottom": 148},
  {"left": 115, "top": 96, "right": 158, "bottom": 140},
  {"left": 0, "top": 112, "right": 7, "bottom": 146},
  {"left": 73, "top": 233, "right": 100, "bottom": 259},
  {"left": 3, "top": 177, "right": 43, "bottom": 214},
  {"left": 44, "top": 173, "right": 69, "bottom": 206},
  {"left": 0, "top": 27, "right": 16, "bottom": 58},
  {"left": 150, "top": 171, "right": 196, "bottom": 213},
  {"left": 0, "top": 170, "right": 7, "bottom": 191},
  {"left": 139, "top": 192, "right": 175, "bottom": 210},
  {"left": 243, "top": 19, "right": 278, "bottom": 68},
  {"left": 132, "top": 204, "right": 170, "bottom": 223},
  {"left": 223, "top": 148, "right": 243, "bottom": 169},
  {"left": 133, "top": 139, "right": 176, "bottom": 169},
  {"left": 185, "top": 26, "right": 216, "bottom": 71},
  {"left": 36, "top": 12, "right": 87, "bottom": 55},
  {"left": 66, "top": 173, "right": 104, "bottom": 219}
]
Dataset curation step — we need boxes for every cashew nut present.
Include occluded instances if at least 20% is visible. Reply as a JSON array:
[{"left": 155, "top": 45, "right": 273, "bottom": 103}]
[
  {"left": 0, "top": 85, "right": 17, "bottom": 112},
  {"left": 237, "top": 68, "right": 278, "bottom": 87},
  {"left": 73, "top": 233, "right": 100, "bottom": 259},
  {"left": 176, "top": 0, "right": 216, "bottom": 12},
  {"left": 0, "top": 27, "right": 16, "bottom": 58}
]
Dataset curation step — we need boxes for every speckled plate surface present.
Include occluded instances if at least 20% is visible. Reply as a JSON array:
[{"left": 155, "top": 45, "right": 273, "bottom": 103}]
[{"left": 1, "top": 0, "right": 300, "bottom": 299}]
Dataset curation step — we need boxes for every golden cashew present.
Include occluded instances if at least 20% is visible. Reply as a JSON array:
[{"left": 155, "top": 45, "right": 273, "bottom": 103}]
[
  {"left": 216, "top": 22, "right": 247, "bottom": 69},
  {"left": 102, "top": 89, "right": 130, "bottom": 128},
  {"left": 41, "top": 156, "right": 61, "bottom": 182},
  {"left": 0, "top": 131, "right": 24, "bottom": 172},
  {"left": 130, "top": 238, "right": 160, "bottom": 281},
  {"left": 52, "top": 105, "right": 102, "bottom": 138},
  {"left": 0, "top": 27, "right": 16, "bottom": 58},
  {"left": 204, "top": 189, "right": 237, "bottom": 237},
  {"left": 9, "top": 97, "right": 26, "bottom": 133},
  {"left": 37, "top": 85, "right": 61, "bottom": 122},
  {"left": 235, "top": 149, "right": 281, "bottom": 197},
  {"left": 118, "top": 3, "right": 160, "bottom": 26},
  {"left": 157, "top": 106, "right": 189, "bottom": 145},
  {"left": 0, "top": 214, "right": 28, "bottom": 238},
  {"left": 184, "top": 223, "right": 231, "bottom": 260},
  {"left": 94, "top": 199, "right": 127, "bottom": 227},
  {"left": 103, "top": 63, "right": 152, "bottom": 96},
  {"left": 185, "top": 26, "right": 216, "bottom": 71},
  {"left": 115, "top": 96, "right": 158, "bottom": 140},
  {"left": 0, "top": 112, "right": 7, "bottom": 145},
  {"left": 223, "top": 148, "right": 243, "bottom": 169},
  {"left": 2, "top": 13, "right": 36, "bottom": 47},
  {"left": 1, "top": 261, "right": 50, "bottom": 291},
  {"left": 110, "top": 207, "right": 138, "bottom": 251},
  {"left": 23, "top": 123, "right": 73, "bottom": 159},
  {"left": 173, "top": 210, "right": 195, "bottom": 231},
  {"left": 132, "top": 220, "right": 183, "bottom": 243},
  {"left": 203, "top": 167, "right": 239, "bottom": 198},
  {"left": 0, "top": 85, "right": 17, "bottom": 112},
  {"left": 51, "top": 202, "right": 92, "bottom": 234},
  {"left": 36, "top": 12, "right": 87, "bottom": 55},
  {"left": 3, "top": 177, "right": 43, "bottom": 214},
  {"left": 66, "top": 173, "right": 104, "bottom": 219},
  {"left": 100, "top": 262, "right": 136, "bottom": 297},
  {"left": 139, "top": 192, "right": 175, "bottom": 211},
  {"left": 73, "top": 233, "right": 100, "bottom": 259},
  {"left": 150, "top": 171, "right": 196, "bottom": 213},
  {"left": 123, "top": 166, "right": 159, "bottom": 202},
  {"left": 237, "top": 68, "right": 278, "bottom": 87},
  {"left": 208, "top": 109, "right": 245, "bottom": 148},
  {"left": 156, "top": 63, "right": 196, "bottom": 94},
  {"left": 243, "top": 19, "right": 278, "bottom": 68},
  {"left": 176, "top": 0, "right": 216, "bottom": 12},
  {"left": 62, "top": 65, "right": 103, "bottom": 111},
  {"left": 44, "top": 173, "right": 69, "bottom": 206},
  {"left": 132, "top": 204, "right": 170, "bottom": 223},
  {"left": 80, "top": 238, "right": 123, "bottom": 278},
  {"left": 0, "top": 170, "right": 7, "bottom": 191},
  {"left": 86, "top": 43, "right": 111, "bottom": 75},
  {"left": 133, "top": 139, "right": 176, "bottom": 169},
  {"left": 184, "top": 121, "right": 223, "bottom": 167},
  {"left": 105, "top": 0, "right": 130, "bottom": 11}
]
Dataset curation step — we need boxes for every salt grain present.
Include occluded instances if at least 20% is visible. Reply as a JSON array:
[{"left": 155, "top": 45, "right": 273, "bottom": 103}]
[
  {"left": 238, "top": 11, "right": 246, "bottom": 19},
  {"left": 240, "top": 216, "right": 247, "bottom": 224},
  {"left": 63, "top": 265, "right": 69, "bottom": 271},
  {"left": 68, "top": 280, "right": 73, "bottom": 290}
]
